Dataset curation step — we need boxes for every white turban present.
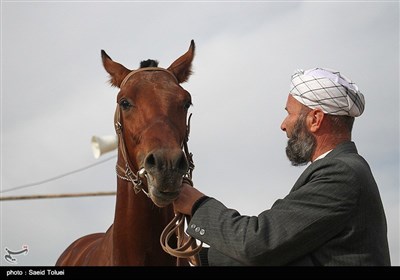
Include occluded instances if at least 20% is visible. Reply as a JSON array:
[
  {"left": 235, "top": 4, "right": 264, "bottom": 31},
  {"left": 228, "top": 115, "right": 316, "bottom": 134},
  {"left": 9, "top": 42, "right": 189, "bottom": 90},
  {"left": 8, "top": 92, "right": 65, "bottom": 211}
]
[{"left": 289, "top": 68, "right": 365, "bottom": 117}]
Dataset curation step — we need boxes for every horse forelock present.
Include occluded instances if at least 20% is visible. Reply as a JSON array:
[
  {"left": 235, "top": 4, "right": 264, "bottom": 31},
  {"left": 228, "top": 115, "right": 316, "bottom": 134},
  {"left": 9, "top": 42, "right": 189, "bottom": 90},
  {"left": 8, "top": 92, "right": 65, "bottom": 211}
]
[{"left": 140, "top": 59, "right": 159, "bottom": 68}]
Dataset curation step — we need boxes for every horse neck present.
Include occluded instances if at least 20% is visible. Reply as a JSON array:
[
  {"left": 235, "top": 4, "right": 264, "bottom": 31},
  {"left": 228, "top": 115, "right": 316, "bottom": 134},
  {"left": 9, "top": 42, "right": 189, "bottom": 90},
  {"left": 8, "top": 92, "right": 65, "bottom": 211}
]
[{"left": 111, "top": 176, "right": 176, "bottom": 265}]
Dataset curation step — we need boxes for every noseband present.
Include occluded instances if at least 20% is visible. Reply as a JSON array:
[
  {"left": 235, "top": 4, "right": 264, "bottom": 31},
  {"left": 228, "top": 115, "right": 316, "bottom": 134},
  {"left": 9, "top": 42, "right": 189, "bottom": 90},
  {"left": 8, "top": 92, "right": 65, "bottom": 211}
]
[{"left": 114, "top": 68, "right": 201, "bottom": 265}]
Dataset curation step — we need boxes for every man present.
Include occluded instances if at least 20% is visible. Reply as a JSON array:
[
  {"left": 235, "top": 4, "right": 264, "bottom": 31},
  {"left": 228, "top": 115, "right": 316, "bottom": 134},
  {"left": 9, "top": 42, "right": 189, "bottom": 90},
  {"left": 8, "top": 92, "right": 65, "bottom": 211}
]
[{"left": 173, "top": 68, "right": 391, "bottom": 266}]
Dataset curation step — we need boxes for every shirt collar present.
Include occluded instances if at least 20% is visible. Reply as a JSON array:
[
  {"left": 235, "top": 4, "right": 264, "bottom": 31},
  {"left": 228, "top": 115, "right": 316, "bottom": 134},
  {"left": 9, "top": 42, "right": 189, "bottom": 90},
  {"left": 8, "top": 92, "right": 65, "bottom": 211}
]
[{"left": 313, "top": 150, "right": 333, "bottom": 162}]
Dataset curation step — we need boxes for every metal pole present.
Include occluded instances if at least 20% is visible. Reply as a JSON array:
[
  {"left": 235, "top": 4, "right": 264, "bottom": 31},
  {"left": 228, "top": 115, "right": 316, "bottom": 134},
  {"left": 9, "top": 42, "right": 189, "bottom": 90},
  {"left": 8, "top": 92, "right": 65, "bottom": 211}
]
[{"left": 0, "top": 191, "right": 116, "bottom": 201}]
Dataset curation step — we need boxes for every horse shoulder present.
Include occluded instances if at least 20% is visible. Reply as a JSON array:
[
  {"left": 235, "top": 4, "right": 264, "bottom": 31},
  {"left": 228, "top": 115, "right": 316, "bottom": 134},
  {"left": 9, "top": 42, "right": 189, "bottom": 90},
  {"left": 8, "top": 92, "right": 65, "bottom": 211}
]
[{"left": 55, "top": 231, "right": 111, "bottom": 266}]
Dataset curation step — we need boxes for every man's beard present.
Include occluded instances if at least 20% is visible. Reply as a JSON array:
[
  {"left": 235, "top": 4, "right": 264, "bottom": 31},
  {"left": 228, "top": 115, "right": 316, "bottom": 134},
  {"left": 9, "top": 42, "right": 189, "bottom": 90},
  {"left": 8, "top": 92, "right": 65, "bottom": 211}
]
[{"left": 286, "top": 114, "right": 316, "bottom": 166}]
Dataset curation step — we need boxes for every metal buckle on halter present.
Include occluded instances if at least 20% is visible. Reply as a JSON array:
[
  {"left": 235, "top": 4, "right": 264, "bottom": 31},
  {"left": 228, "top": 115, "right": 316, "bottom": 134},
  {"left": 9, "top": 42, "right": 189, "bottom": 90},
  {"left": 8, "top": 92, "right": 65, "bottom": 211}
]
[
  {"left": 115, "top": 122, "right": 122, "bottom": 134},
  {"left": 136, "top": 168, "right": 150, "bottom": 197},
  {"left": 124, "top": 164, "right": 142, "bottom": 194},
  {"left": 137, "top": 168, "right": 147, "bottom": 179}
]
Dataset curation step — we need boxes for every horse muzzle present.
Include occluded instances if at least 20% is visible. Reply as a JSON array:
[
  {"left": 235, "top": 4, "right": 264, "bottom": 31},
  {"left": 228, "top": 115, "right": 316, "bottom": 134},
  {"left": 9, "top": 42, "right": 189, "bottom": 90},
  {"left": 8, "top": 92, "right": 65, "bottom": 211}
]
[
  {"left": 142, "top": 149, "right": 188, "bottom": 207},
  {"left": 145, "top": 172, "right": 184, "bottom": 207}
]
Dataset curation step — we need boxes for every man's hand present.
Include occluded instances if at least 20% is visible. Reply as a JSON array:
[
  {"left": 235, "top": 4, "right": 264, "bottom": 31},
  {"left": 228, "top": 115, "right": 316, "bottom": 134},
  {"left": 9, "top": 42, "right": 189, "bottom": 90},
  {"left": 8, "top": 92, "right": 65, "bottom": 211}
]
[{"left": 173, "top": 182, "right": 205, "bottom": 216}]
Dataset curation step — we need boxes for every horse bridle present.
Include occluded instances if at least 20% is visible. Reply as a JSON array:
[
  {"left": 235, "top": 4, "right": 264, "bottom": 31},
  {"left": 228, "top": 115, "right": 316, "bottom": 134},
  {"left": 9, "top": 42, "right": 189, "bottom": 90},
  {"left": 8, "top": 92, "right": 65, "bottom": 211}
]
[
  {"left": 114, "top": 67, "right": 202, "bottom": 265},
  {"left": 114, "top": 105, "right": 194, "bottom": 197},
  {"left": 114, "top": 67, "right": 195, "bottom": 194}
]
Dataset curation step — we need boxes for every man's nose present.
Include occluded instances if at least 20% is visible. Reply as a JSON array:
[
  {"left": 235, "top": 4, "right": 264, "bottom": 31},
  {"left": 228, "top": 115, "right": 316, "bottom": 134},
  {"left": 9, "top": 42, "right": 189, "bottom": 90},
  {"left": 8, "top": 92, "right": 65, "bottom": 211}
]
[{"left": 280, "top": 120, "right": 286, "bottom": 132}]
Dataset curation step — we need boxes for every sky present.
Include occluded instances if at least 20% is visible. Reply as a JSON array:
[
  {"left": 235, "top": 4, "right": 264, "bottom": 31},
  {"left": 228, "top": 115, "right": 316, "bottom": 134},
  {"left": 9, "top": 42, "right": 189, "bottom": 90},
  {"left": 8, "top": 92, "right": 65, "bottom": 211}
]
[{"left": 1, "top": 1, "right": 399, "bottom": 266}]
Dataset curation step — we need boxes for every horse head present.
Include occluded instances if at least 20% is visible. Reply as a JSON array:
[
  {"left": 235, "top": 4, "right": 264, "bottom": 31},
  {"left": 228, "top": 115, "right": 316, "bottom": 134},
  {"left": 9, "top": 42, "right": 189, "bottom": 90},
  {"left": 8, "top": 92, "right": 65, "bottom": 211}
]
[{"left": 101, "top": 40, "right": 195, "bottom": 207}]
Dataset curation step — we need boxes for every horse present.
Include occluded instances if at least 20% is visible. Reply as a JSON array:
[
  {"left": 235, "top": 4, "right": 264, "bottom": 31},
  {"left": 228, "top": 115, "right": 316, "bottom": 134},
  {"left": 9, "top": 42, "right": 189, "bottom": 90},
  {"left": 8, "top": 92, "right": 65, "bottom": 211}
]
[{"left": 56, "top": 40, "right": 196, "bottom": 266}]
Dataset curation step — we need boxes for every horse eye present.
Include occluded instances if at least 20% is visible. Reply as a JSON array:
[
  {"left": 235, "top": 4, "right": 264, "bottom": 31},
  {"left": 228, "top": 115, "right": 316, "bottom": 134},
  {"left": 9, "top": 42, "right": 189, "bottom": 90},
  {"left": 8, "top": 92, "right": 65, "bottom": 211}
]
[
  {"left": 184, "top": 101, "right": 192, "bottom": 110},
  {"left": 120, "top": 99, "right": 132, "bottom": 110}
]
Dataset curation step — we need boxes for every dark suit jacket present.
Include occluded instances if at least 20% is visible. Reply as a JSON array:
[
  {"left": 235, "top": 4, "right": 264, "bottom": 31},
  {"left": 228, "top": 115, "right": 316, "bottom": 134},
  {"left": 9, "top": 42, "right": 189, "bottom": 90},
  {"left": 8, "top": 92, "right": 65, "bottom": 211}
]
[{"left": 187, "top": 141, "right": 391, "bottom": 266}]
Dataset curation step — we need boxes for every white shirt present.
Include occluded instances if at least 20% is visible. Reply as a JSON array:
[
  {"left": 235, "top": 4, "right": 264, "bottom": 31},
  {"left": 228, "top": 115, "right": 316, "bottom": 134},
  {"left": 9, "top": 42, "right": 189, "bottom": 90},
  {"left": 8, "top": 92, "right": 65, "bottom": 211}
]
[{"left": 313, "top": 150, "right": 333, "bottom": 162}]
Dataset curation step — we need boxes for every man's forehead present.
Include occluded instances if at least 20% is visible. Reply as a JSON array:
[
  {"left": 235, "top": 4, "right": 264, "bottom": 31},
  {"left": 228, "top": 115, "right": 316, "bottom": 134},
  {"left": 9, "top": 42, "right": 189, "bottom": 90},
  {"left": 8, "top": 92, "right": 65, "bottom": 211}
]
[{"left": 286, "top": 94, "right": 303, "bottom": 110}]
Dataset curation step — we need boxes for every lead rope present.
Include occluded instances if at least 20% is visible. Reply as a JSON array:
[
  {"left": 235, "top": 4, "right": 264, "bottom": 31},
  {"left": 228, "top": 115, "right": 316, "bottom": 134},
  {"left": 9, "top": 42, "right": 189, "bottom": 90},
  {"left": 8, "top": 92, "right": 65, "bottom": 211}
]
[{"left": 160, "top": 113, "right": 203, "bottom": 266}]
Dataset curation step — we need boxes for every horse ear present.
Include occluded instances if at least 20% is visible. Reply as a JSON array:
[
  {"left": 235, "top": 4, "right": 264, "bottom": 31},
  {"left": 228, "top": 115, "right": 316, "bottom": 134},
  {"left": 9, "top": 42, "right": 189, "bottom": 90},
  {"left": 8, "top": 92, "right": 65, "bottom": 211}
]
[
  {"left": 167, "top": 40, "right": 195, "bottom": 84},
  {"left": 101, "top": 50, "right": 131, "bottom": 88}
]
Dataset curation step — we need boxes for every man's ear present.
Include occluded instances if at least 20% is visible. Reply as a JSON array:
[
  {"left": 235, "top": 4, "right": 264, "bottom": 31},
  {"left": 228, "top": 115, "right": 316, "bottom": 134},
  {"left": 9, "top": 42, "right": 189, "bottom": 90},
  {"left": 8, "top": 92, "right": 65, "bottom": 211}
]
[{"left": 308, "top": 109, "right": 325, "bottom": 133}]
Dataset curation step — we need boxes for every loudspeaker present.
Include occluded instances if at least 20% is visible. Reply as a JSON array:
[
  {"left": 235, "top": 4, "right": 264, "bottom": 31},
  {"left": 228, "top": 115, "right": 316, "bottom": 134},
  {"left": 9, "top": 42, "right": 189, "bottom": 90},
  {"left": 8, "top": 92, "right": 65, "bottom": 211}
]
[{"left": 91, "top": 135, "right": 118, "bottom": 158}]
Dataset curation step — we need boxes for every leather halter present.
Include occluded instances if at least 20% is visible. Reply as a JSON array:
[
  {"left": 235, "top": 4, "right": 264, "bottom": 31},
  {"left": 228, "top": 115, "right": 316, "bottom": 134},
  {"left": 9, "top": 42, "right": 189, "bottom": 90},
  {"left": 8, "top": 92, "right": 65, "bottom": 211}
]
[
  {"left": 114, "top": 103, "right": 148, "bottom": 195},
  {"left": 115, "top": 67, "right": 193, "bottom": 194},
  {"left": 120, "top": 67, "right": 178, "bottom": 88},
  {"left": 114, "top": 68, "right": 201, "bottom": 265},
  {"left": 114, "top": 104, "right": 194, "bottom": 195}
]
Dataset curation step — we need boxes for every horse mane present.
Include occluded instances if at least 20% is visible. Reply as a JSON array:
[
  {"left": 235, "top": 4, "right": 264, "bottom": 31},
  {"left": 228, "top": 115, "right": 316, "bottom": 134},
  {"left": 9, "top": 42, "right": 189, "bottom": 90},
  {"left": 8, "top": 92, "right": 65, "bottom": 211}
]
[{"left": 140, "top": 59, "right": 159, "bottom": 68}]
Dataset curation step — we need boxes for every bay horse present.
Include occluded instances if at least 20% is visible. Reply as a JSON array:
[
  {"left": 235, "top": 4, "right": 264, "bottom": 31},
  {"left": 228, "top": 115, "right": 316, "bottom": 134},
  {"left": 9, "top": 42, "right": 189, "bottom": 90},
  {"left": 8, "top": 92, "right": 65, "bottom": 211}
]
[{"left": 56, "top": 41, "right": 196, "bottom": 266}]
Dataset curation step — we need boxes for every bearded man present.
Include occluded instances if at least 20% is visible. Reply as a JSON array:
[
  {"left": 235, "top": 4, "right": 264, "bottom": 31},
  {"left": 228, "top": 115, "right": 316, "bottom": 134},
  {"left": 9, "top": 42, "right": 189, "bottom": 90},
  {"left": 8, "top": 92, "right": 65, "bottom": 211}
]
[{"left": 173, "top": 68, "right": 391, "bottom": 266}]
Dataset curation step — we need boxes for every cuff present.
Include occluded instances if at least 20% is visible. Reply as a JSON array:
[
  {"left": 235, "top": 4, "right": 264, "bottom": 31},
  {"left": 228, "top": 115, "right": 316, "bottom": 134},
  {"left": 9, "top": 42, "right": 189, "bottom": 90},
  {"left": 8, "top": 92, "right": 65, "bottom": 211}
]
[{"left": 191, "top": 196, "right": 210, "bottom": 216}]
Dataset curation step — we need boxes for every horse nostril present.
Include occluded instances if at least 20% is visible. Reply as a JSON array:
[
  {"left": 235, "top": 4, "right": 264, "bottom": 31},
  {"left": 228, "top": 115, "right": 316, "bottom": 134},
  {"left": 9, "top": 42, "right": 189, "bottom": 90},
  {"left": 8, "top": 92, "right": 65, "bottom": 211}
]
[
  {"left": 175, "top": 152, "right": 189, "bottom": 173},
  {"left": 144, "top": 150, "right": 188, "bottom": 175},
  {"left": 144, "top": 153, "right": 157, "bottom": 170}
]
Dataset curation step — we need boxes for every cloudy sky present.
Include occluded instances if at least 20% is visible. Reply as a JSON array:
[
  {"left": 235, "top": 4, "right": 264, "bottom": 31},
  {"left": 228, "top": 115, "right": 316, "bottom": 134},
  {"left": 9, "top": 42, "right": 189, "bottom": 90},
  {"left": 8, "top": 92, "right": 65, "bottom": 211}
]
[{"left": 1, "top": 1, "right": 399, "bottom": 266}]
